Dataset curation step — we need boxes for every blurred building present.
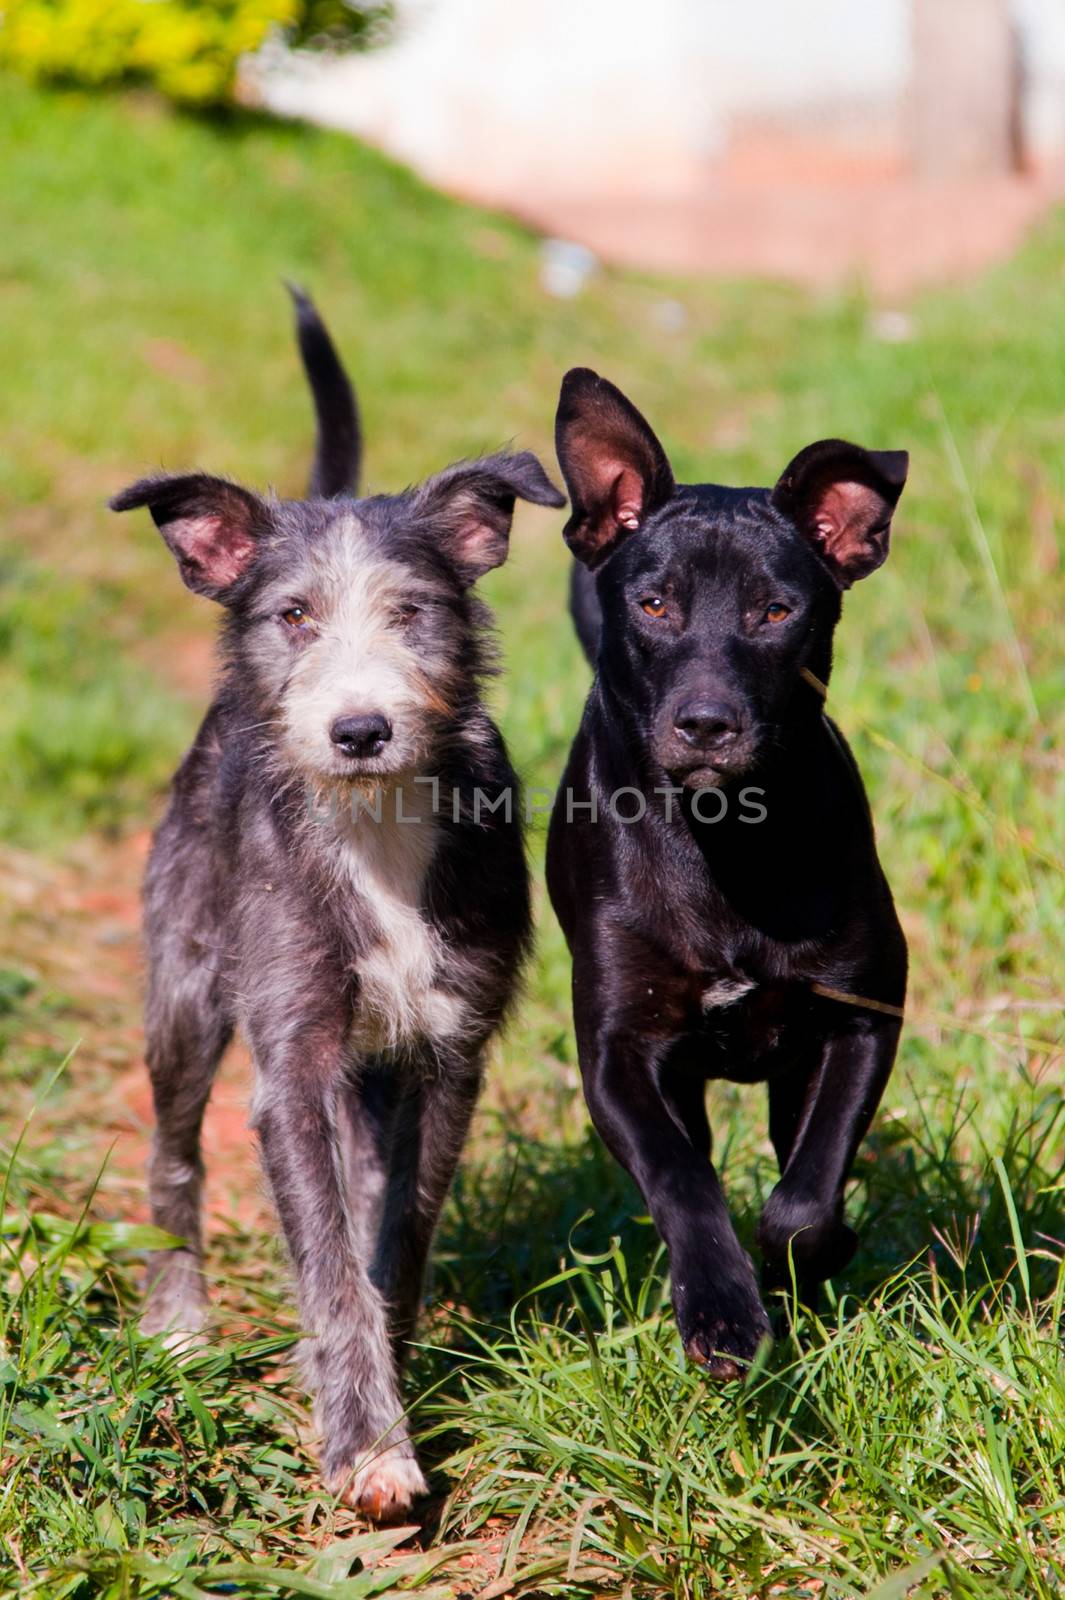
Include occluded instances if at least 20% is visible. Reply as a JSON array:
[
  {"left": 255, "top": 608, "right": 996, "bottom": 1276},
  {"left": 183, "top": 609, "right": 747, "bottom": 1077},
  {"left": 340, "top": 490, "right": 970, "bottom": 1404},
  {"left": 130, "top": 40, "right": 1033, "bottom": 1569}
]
[{"left": 254, "top": 0, "right": 1065, "bottom": 291}]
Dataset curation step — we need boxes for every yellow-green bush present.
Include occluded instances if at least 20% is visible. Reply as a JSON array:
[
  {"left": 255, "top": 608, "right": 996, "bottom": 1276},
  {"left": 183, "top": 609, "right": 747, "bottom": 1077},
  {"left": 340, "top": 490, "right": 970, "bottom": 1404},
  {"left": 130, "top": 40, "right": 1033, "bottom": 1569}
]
[{"left": 0, "top": 0, "right": 389, "bottom": 105}]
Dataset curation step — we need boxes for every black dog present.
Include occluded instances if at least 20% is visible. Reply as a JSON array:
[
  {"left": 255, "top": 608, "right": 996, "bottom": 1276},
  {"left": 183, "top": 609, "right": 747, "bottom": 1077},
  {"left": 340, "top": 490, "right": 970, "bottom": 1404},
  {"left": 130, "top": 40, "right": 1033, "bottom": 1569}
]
[
  {"left": 547, "top": 369, "right": 908, "bottom": 1376},
  {"left": 111, "top": 292, "right": 563, "bottom": 1517}
]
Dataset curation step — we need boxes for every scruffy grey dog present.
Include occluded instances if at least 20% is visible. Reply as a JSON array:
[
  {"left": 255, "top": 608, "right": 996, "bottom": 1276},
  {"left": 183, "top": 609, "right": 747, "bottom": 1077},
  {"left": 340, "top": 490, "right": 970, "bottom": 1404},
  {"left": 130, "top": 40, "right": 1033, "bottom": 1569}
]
[{"left": 111, "top": 292, "right": 563, "bottom": 1520}]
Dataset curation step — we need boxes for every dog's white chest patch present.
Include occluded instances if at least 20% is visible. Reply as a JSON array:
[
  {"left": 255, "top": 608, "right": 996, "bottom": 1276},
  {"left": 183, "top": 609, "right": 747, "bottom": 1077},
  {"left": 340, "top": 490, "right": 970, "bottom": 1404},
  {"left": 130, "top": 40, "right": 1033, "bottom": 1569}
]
[
  {"left": 333, "top": 792, "right": 467, "bottom": 1054},
  {"left": 701, "top": 976, "right": 756, "bottom": 1011}
]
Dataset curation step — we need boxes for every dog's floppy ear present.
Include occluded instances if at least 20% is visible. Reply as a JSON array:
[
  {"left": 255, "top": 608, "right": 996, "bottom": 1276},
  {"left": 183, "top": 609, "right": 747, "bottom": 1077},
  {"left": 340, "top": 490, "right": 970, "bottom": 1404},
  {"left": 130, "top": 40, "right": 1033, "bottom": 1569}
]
[
  {"left": 772, "top": 439, "right": 908, "bottom": 589},
  {"left": 110, "top": 473, "right": 270, "bottom": 599},
  {"left": 555, "top": 368, "right": 675, "bottom": 569},
  {"left": 415, "top": 450, "right": 565, "bottom": 585}
]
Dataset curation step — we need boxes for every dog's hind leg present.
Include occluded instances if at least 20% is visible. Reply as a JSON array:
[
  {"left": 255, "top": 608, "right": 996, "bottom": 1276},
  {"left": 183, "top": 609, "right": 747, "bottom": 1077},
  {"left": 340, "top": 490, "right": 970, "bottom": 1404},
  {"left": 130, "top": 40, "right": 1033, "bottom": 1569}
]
[
  {"left": 141, "top": 950, "right": 232, "bottom": 1349},
  {"left": 371, "top": 1050, "right": 484, "bottom": 1359},
  {"left": 336, "top": 1060, "right": 399, "bottom": 1258}
]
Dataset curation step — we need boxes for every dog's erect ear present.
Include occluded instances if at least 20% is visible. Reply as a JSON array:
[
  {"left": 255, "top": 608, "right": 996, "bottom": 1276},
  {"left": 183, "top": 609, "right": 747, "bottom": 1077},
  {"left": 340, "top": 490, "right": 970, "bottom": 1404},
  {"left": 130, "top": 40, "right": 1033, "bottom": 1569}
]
[
  {"left": 555, "top": 368, "right": 676, "bottom": 569},
  {"left": 772, "top": 439, "right": 908, "bottom": 588},
  {"left": 110, "top": 473, "right": 270, "bottom": 599},
  {"left": 415, "top": 450, "right": 565, "bottom": 584}
]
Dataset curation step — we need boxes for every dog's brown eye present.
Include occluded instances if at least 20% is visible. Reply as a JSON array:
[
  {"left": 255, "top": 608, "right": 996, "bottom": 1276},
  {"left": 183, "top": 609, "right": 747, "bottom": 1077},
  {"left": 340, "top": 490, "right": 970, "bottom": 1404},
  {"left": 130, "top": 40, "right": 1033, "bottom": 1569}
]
[
  {"left": 282, "top": 606, "right": 312, "bottom": 629},
  {"left": 394, "top": 603, "right": 420, "bottom": 626},
  {"left": 765, "top": 603, "right": 791, "bottom": 624},
  {"left": 641, "top": 597, "right": 667, "bottom": 618}
]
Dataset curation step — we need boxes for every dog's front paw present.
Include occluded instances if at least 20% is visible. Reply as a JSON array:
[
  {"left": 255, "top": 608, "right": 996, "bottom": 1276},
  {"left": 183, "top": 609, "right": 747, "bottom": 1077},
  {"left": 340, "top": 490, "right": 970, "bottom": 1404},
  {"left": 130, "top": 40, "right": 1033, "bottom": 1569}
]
[
  {"left": 329, "top": 1447, "right": 428, "bottom": 1523},
  {"left": 674, "top": 1270, "right": 771, "bottom": 1381}
]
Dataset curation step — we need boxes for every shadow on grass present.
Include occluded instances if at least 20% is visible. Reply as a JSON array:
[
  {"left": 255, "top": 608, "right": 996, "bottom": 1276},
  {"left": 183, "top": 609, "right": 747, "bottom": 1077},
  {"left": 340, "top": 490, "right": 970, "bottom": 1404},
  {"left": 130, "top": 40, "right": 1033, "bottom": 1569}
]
[
  {"left": 430, "top": 1076, "right": 1064, "bottom": 1345},
  {"left": 846, "top": 1084, "right": 1064, "bottom": 1302},
  {"left": 405, "top": 1084, "right": 1063, "bottom": 1582},
  {"left": 434, "top": 1121, "right": 656, "bottom": 1329}
]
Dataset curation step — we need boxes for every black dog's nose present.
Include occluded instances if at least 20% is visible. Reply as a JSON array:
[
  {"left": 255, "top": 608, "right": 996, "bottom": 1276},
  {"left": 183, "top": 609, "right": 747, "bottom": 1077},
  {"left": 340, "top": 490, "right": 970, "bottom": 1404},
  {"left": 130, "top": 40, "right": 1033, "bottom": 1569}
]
[
  {"left": 330, "top": 713, "right": 393, "bottom": 760},
  {"left": 673, "top": 698, "right": 742, "bottom": 750}
]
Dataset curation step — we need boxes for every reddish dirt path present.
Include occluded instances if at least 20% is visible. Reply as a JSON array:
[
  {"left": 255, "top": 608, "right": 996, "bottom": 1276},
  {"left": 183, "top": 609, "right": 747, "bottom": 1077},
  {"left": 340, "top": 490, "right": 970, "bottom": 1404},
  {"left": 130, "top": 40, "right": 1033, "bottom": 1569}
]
[
  {"left": 2, "top": 627, "right": 267, "bottom": 1233},
  {"left": 512, "top": 151, "right": 1065, "bottom": 296}
]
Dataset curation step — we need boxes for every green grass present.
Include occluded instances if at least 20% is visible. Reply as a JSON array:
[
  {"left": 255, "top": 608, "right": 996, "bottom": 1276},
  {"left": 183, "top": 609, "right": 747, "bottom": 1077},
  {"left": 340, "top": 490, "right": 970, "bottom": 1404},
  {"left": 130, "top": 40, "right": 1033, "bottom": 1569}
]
[{"left": 0, "top": 76, "right": 1063, "bottom": 1598}]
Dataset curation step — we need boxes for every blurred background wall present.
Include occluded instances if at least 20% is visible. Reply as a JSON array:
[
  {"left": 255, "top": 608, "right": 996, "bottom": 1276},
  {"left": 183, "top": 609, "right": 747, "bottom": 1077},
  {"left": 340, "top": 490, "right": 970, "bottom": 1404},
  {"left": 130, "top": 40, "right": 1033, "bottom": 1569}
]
[
  {"left": 253, "top": 0, "right": 1065, "bottom": 292},
  {"left": 256, "top": 0, "right": 1065, "bottom": 197}
]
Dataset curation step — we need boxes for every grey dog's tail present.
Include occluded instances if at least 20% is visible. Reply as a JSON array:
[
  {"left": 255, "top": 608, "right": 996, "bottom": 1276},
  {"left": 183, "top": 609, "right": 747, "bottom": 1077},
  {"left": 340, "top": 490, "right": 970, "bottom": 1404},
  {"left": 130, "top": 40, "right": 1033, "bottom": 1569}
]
[{"left": 287, "top": 283, "right": 362, "bottom": 498}]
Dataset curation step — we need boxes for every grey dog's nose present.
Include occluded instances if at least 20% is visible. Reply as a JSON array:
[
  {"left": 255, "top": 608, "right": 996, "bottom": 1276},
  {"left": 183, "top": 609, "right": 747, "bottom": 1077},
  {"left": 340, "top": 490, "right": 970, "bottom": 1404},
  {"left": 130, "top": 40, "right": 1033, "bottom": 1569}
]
[
  {"left": 330, "top": 713, "right": 393, "bottom": 759},
  {"left": 673, "top": 698, "right": 742, "bottom": 750}
]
